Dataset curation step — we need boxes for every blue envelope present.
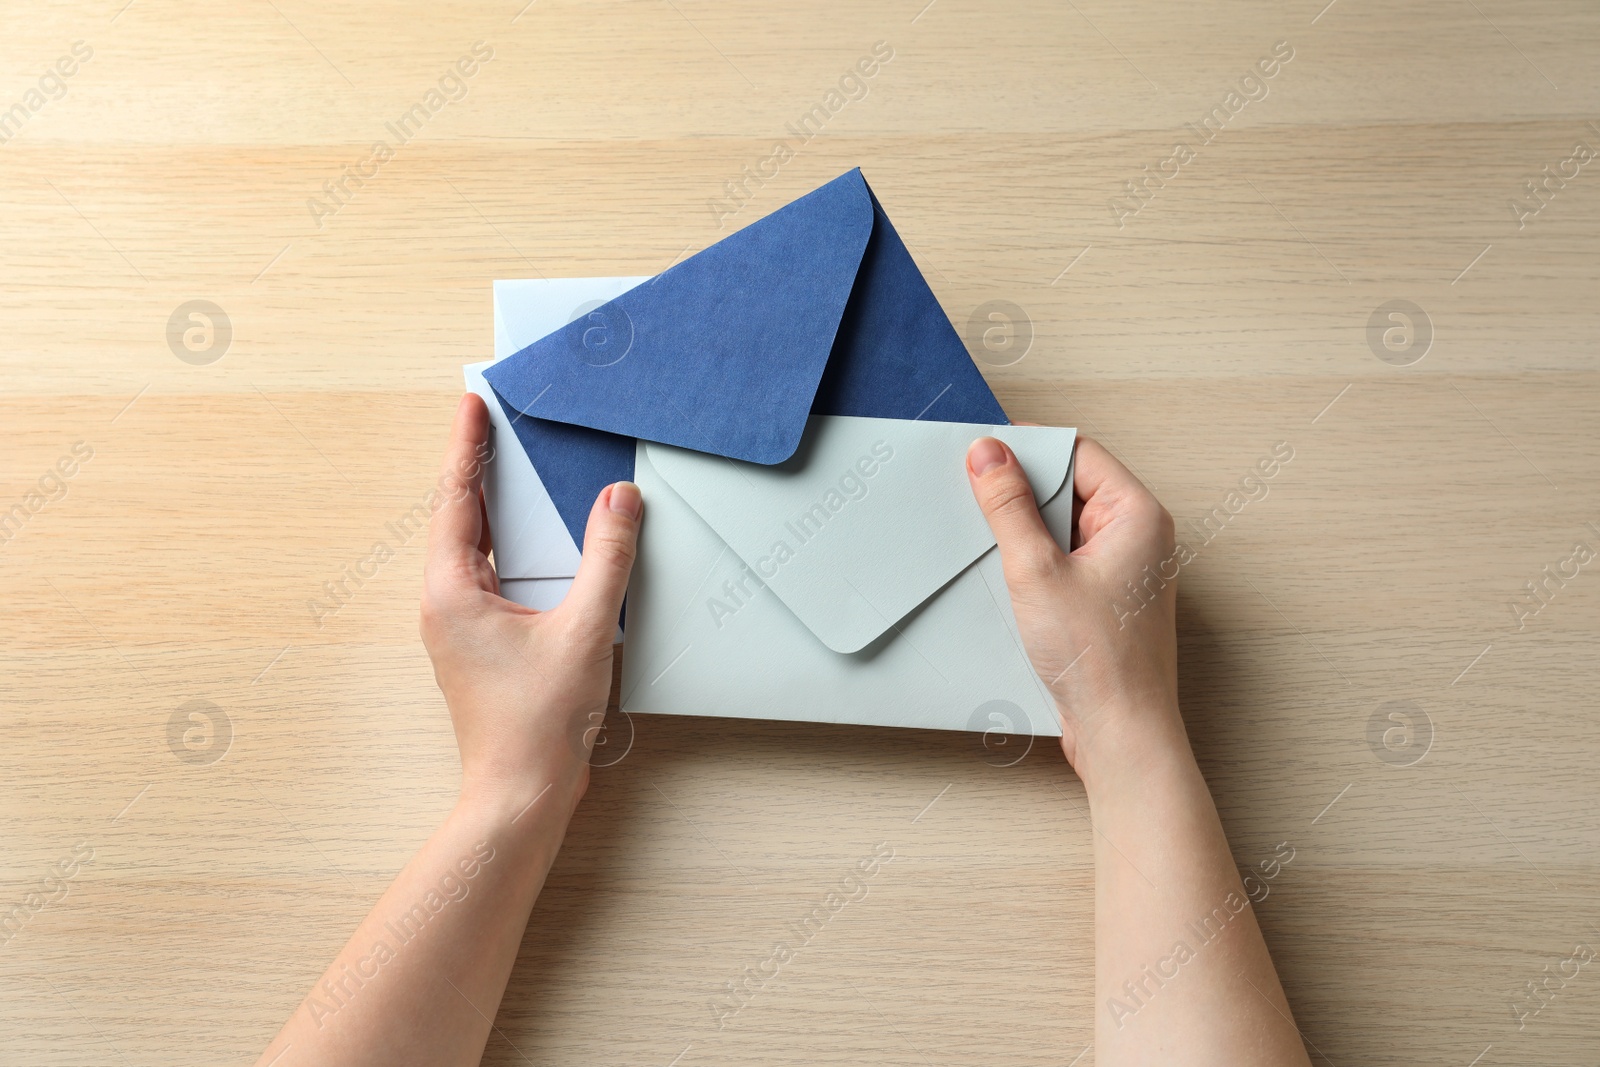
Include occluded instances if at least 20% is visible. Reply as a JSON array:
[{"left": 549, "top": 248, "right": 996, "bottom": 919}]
[{"left": 482, "top": 168, "right": 1008, "bottom": 547}]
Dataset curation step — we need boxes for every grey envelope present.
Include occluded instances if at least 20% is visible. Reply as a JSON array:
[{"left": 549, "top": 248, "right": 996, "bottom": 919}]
[{"left": 619, "top": 416, "right": 1077, "bottom": 735}]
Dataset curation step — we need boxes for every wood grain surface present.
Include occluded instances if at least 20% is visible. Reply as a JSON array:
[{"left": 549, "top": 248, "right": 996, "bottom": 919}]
[{"left": 3, "top": 1, "right": 1598, "bottom": 1064}]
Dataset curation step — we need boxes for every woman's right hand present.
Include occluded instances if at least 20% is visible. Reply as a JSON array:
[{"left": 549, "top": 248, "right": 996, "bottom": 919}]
[{"left": 965, "top": 435, "right": 1187, "bottom": 786}]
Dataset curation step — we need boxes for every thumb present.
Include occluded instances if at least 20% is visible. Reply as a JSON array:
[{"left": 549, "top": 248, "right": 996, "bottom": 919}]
[
  {"left": 966, "top": 437, "right": 1066, "bottom": 588},
  {"left": 561, "top": 481, "right": 642, "bottom": 636}
]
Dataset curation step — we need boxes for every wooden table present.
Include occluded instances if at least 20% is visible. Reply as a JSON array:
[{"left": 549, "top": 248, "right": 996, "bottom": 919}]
[{"left": 3, "top": 2, "right": 1597, "bottom": 1063}]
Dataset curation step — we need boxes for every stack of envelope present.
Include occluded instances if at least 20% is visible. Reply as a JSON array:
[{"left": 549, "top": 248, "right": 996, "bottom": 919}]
[{"left": 464, "top": 169, "right": 1076, "bottom": 737}]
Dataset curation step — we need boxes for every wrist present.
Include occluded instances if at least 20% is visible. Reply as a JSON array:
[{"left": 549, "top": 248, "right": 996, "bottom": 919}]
[
  {"left": 1069, "top": 698, "right": 1197, "bottom": 799},
  {"left": 443, "top": 769, "right": 585, "bottom": 905},
  {"left": 458, "top": 760, "right": 587, "bottom": 833}
]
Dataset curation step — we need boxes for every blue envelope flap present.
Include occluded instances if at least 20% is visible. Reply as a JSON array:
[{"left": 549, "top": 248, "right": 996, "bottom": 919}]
[
  {"left": 483, "top": 169, "right": 1010, "bottom": 553},
  {"left": 489, "top": 400, "right": 636, "bottom": 552},
  {"left": 484, "top": 170, "right": 874, "bottom": 466},
  {"left": 811, "top": 186, "right": 1008, "bottom": 427}
]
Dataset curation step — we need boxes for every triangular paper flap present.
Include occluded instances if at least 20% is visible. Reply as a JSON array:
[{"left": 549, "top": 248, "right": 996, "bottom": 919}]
[
  {"left": 644, "top": 417, "right": 1076, "bottom": 654},
  {"left": 484, "top": 170, "right": 874, "bottom": 466},
  {"left": 809, "top": 186, "right": 1009, "bottom": 428},
  {"left": 492, "top": 396, "right": 636, "bottom": 551},
  {"left": 464, "top": 361, "right": 583, "bottom": 578}
]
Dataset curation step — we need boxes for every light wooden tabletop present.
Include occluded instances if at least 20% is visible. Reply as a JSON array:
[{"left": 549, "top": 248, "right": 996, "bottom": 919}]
[{"left": 3, "top": 1, "right": 1598, "bottom": 1064}]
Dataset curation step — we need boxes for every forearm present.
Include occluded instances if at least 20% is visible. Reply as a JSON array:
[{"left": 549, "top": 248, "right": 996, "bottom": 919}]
[
  {"left": 256, "top": 777, "right": 579, "bottom": 1067},
  {"left": 1081, "top": 709, "right": 1310, "bottom": 1067}
]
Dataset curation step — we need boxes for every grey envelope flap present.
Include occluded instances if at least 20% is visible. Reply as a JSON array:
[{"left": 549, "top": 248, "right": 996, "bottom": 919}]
[{"left": 643, "top": 416, "right": 1076, "bottom": 654}]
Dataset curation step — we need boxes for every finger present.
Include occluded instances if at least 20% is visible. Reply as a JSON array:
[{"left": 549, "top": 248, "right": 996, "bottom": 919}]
[
  {"left": 1070, "top": 436, "right": 1156, "bottom": 547},
  {"left": 966, "top": 437, "right": 1065, "bottom": 586},
  {"left": 476, "top": 490, "right": 499, "bottom": 596},
  {"left": 559, "top": 481, "right": 642, "bottom": 637},
  {"left": 1071, "top": 435, "right": 1143, "bottom": 502},
  {"left": 426, "top": 393, "right": 492, "bottom": 572},
  {"left": 476, "top": 489, "right": 493, "bottom": 560}
]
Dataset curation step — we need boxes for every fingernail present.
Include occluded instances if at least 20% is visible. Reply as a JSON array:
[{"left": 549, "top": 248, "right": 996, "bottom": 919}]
[
  {"left": 968, "top": 437, "right": 1007, "bottom": 478},
  {"left": 609, "top": 481, "right": 642, "bottom": 521}
]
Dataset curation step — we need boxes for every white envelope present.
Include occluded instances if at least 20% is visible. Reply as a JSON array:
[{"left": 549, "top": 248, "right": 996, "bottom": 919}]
[
  {"left": 463, "top": 276, "right": 650, "bottom": 610},
  {"left": 620, "top": 416, "right": 1077, "bottom": 735},
  {"left": 491, "top": 277, "right": 652, "bottom": 363}
]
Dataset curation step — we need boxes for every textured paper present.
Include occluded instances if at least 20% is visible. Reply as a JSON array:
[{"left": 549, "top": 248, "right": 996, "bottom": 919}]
[
  {"left": 621, "top": 416, "right": 1078, "bottom": 735},
  {"left": 483, "top": 168, "right": 1009, "bottom": 550},
  {"left": 463, "top": 361, "right": 581, "bottom": 580},
  {"left": 647, "top": 417, "right": 1072, "bottom": 653},
  {"left": 463, "top": 276, "right": 649, "bottom": 580},
  {"left": 493, "top": 277, "right": 652, "bottom": 359},
  {"left": 499, "top": 577, "right": 575, "bottom": 612}
]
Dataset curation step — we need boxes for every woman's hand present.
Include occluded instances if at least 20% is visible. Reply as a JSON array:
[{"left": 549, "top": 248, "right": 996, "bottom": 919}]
[
  {"left": 421, "top": 393, "right": 641, "bottom": 813},
  {"left": 965, "top": 435, "right": 1183, "bottom": 785},
  {"left": 968, "top": 433, "right": 1311, "bottom": 1065},
  {"left": 255, "top": 394, "right": 645, "bottom": 1067}
]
